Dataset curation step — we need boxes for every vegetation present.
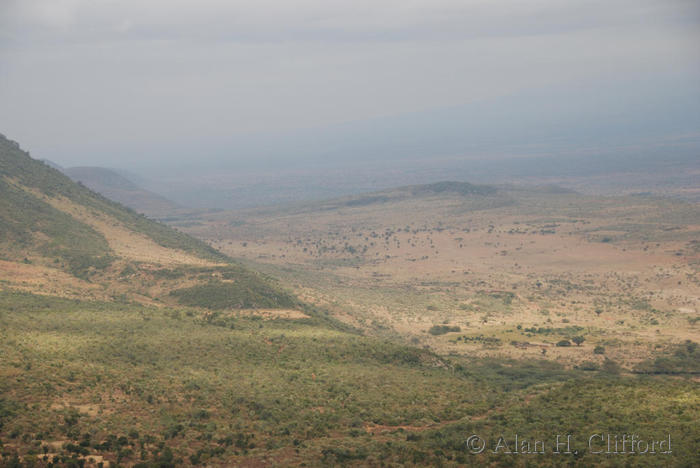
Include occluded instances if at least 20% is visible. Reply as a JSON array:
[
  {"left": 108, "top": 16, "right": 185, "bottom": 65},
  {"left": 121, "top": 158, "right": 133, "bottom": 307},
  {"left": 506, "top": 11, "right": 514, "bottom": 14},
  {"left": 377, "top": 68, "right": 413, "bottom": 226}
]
[
  {"left": 2, "top": 291, "right": 697, "bottom": 466},
  {"left": 0, "top": 135, "right": 293, "bottom": 309},
  {"left": 0, "top": 134, "right": 226, "bottom": 267},
  {"left": 163, "top": 265, "right": 298, "bottom": 312},
  {"left": 407, "top": 181, "right": 498, "bottom": 196},
  {"left": 0, "top": 176, "right": 114, "bottom": 278},
  {"left": 170, "top": 278, "right": 298, "bottom": 310},
  {"left": 428, "top": 325, "right": 461, "bottom": 335},
  {"left": 634, "top": 341, "right": 700, "bottom": 375}
]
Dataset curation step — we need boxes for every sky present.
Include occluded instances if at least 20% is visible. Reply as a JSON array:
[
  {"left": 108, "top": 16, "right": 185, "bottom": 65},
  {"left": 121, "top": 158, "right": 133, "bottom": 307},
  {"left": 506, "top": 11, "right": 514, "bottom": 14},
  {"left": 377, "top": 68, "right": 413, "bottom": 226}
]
[{"left": 0, "top": 0, "right": 699, "bottom": 168}]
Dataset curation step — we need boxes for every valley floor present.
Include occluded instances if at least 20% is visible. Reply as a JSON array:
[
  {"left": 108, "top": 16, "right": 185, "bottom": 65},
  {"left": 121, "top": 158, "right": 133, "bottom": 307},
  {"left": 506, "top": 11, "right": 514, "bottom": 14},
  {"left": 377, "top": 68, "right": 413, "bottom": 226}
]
[
  {"left": 2, "top": 183, "right": 699, "bottom": 467},
  {"left": 183, "top": 188, "right": 700, "bottom": 371}
]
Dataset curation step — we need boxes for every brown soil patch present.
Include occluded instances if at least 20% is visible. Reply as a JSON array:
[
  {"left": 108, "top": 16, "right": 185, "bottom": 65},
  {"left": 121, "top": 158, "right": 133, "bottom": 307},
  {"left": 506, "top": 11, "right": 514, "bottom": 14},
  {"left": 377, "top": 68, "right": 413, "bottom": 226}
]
[
  {"left": 237, "top": 308, "right": 310, "bottom": 320},
  {"left": 50, "top": 402, "right": 103, "bottom": 417},
  {"left": 0, "top": 259, "right": 106, "bottom": 299}
]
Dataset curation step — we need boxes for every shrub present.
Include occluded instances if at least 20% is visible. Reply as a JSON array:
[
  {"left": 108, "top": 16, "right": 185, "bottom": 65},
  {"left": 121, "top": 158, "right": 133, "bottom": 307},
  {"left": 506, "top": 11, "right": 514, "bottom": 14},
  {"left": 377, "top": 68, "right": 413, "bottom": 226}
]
[
  {"left": 555, "top": 340, "right": 571, "bottom": 347},
  {"left": 428, "top": 325, "right": 461, "bottom": 336},
  {"left": 601, "top": 358, "right": 621, "bottom": 374},
  {"left": 579, "top": 361, "right": 600, "bottom": 371}
]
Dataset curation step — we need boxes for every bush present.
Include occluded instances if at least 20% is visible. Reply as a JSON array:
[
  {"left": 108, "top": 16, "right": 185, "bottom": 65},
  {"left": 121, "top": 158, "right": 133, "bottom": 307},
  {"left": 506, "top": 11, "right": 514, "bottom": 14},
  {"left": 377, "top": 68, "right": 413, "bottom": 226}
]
[
  {"left": 601, "top": 358, "right": 621, "bottom": 375},
  {"left": 593, "top": 345, "right": 605, "bottom": 355},
  {"left": 428, "top": 325, "right": 461, "bottom": 336},
  {"left": 555, "top": 340, "right": 571, "bottom": 347},
  {"left": 579, "top": 361, "right": 600, "bottom": 371}
]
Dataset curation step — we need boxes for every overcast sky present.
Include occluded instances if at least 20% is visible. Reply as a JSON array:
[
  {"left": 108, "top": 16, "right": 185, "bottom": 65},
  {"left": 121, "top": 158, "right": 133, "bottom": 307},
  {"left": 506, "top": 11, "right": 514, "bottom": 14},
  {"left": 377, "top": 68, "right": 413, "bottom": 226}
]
[{"left": 1, "top": 0, "right": 699, "bottom": 167}]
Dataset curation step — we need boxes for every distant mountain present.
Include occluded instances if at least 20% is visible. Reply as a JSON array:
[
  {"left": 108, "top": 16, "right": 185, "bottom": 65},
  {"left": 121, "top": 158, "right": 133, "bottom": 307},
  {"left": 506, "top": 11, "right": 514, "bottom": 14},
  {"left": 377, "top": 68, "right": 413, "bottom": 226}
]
[
  {"left": 403, "top": 181, "right": 497, "bottom": 197},
  {"left": 39, "top": 159, "right": 64, "bottom": 171},
  {"left": 63, "top": 166, "right": 179, "bottom": 216},
  {"left": 225, "top": 181, "right": 509, "bottom": 218},
  {"left": 128, "top": 79, "right": 700, "bottom": 209},
  {"left": 334, "top": 181, "right": 499, "bottom": 208}
]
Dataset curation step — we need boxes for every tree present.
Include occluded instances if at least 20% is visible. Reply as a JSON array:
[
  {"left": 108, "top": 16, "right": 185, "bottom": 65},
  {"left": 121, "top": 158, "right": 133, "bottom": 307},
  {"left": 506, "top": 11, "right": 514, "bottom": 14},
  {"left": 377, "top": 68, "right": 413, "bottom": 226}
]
[{"left": 572, "top": 336, "right": 585, "bottom": 347}]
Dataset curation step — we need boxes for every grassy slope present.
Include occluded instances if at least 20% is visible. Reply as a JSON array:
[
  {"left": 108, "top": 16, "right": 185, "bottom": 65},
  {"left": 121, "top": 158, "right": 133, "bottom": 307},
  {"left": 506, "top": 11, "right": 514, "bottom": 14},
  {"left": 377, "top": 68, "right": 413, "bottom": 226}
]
[
  {"left": 0, "top": 291, "right": 697, "bottom": 467},
  {"left": 0, "top": 134, "right": 225, "bottom": 265},
  {"left": 0, "top": 134, "right": 303, "bottom": 311},
  {"left": 0, "top": 177, "right": 112, "bottom": 278}
]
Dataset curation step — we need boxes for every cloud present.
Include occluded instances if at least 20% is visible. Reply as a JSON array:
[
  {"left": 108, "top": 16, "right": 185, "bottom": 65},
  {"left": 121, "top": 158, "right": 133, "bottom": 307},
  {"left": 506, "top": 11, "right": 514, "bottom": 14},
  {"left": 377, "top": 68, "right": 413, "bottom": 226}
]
[
  {"left": 3, "top": 0, "right": 82, "bottom": 30},
  {"left": 0, "top": 0, "right": 698, "bottom": 167},
  {"left": 3, "top": 0, "right": 699, "bottom": 45}
]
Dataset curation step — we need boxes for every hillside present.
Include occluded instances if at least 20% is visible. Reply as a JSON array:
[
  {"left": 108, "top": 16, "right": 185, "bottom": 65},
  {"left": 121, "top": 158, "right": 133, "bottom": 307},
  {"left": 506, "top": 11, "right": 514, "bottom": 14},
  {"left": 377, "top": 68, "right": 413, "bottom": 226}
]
[
  {"left": 0, "top": 133, "right": 296, "bottom": 311},
  {"left": 63, "top": 166, "right": 179, "bottom": 216}
]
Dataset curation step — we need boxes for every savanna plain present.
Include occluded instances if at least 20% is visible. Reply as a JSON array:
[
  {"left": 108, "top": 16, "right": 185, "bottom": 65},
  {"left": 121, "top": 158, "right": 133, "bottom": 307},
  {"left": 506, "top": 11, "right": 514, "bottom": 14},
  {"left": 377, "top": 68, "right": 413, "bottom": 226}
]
[{"left": 1, "top": 136, "right": 699, "bottom": 467}]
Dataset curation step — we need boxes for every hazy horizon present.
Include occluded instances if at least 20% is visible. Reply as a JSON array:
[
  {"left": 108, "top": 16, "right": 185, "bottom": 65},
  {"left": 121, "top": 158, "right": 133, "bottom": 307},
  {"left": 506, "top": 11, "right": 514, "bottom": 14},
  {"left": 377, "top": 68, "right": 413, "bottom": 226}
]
[{"left": 1, "top": 0, "right": 699, "bottom": 171}]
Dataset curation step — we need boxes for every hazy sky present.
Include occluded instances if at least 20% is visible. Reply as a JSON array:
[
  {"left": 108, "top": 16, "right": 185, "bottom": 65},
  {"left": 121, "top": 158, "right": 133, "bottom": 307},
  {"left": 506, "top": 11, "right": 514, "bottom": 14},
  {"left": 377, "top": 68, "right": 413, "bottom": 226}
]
[{"left": 1, "top": 0, "right": 699, "bottom": 167}]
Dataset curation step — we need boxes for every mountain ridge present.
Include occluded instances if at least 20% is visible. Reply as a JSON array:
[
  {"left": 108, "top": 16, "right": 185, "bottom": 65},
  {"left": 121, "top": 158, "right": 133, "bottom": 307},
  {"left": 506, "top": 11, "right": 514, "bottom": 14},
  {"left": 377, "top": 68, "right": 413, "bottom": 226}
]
[
  {"left": 0, "top": 132, "right": 301, "bottom": 313},
  {"left": 62, "top": 165, "right": 180, "bottom": 216}
]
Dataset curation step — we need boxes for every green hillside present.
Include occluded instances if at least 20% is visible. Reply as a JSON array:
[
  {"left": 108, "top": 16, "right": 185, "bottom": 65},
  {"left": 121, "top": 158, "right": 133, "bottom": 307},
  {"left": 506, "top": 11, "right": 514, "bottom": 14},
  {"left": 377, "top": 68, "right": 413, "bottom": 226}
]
[
  {"left": 0, "top": 133, "right": 297, "bottom": 311},
  {"left": 0, "top": 174, "right": 112, "bottom": 279},
  {"left": 1, "top": 291, "right": 698, "bottom": 467},
  {"left": 0, "top": 134, "right": 223, "bottom": 267}
]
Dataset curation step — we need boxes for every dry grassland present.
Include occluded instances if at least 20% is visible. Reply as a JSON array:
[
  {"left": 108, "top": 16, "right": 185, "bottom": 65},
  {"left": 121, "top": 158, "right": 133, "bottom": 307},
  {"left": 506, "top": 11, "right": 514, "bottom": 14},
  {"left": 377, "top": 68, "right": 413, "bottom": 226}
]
[{"left": 178, "top": 189, "right": 700, "bottom": 369}]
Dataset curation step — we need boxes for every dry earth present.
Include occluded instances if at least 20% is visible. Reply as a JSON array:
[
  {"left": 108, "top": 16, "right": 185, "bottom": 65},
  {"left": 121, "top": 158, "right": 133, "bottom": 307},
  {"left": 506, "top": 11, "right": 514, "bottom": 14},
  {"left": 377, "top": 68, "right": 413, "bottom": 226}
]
[{"left": 174, "top": 189, "right": 700, "bottom": 368}]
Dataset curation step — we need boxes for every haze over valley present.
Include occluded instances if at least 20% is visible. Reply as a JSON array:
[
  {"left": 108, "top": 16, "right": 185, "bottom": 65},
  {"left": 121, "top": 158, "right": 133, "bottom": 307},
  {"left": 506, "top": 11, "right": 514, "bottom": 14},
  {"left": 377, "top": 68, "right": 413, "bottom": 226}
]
[{"left": 1, "top": 1, "right": 699, "bottom": 466}]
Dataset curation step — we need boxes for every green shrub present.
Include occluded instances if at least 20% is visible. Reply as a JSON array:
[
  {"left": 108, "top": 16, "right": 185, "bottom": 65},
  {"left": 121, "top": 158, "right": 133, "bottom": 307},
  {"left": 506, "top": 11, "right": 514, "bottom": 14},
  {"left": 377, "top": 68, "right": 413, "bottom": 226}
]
[
  {"left": 428, "top": 325, "right": 460, "bottom": 336},
  {"left": 579, "top": 361, "right": 599, "bottom": 371},
  {"left": 601, "top": 358, "right": 621, "bottom": 374}
]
